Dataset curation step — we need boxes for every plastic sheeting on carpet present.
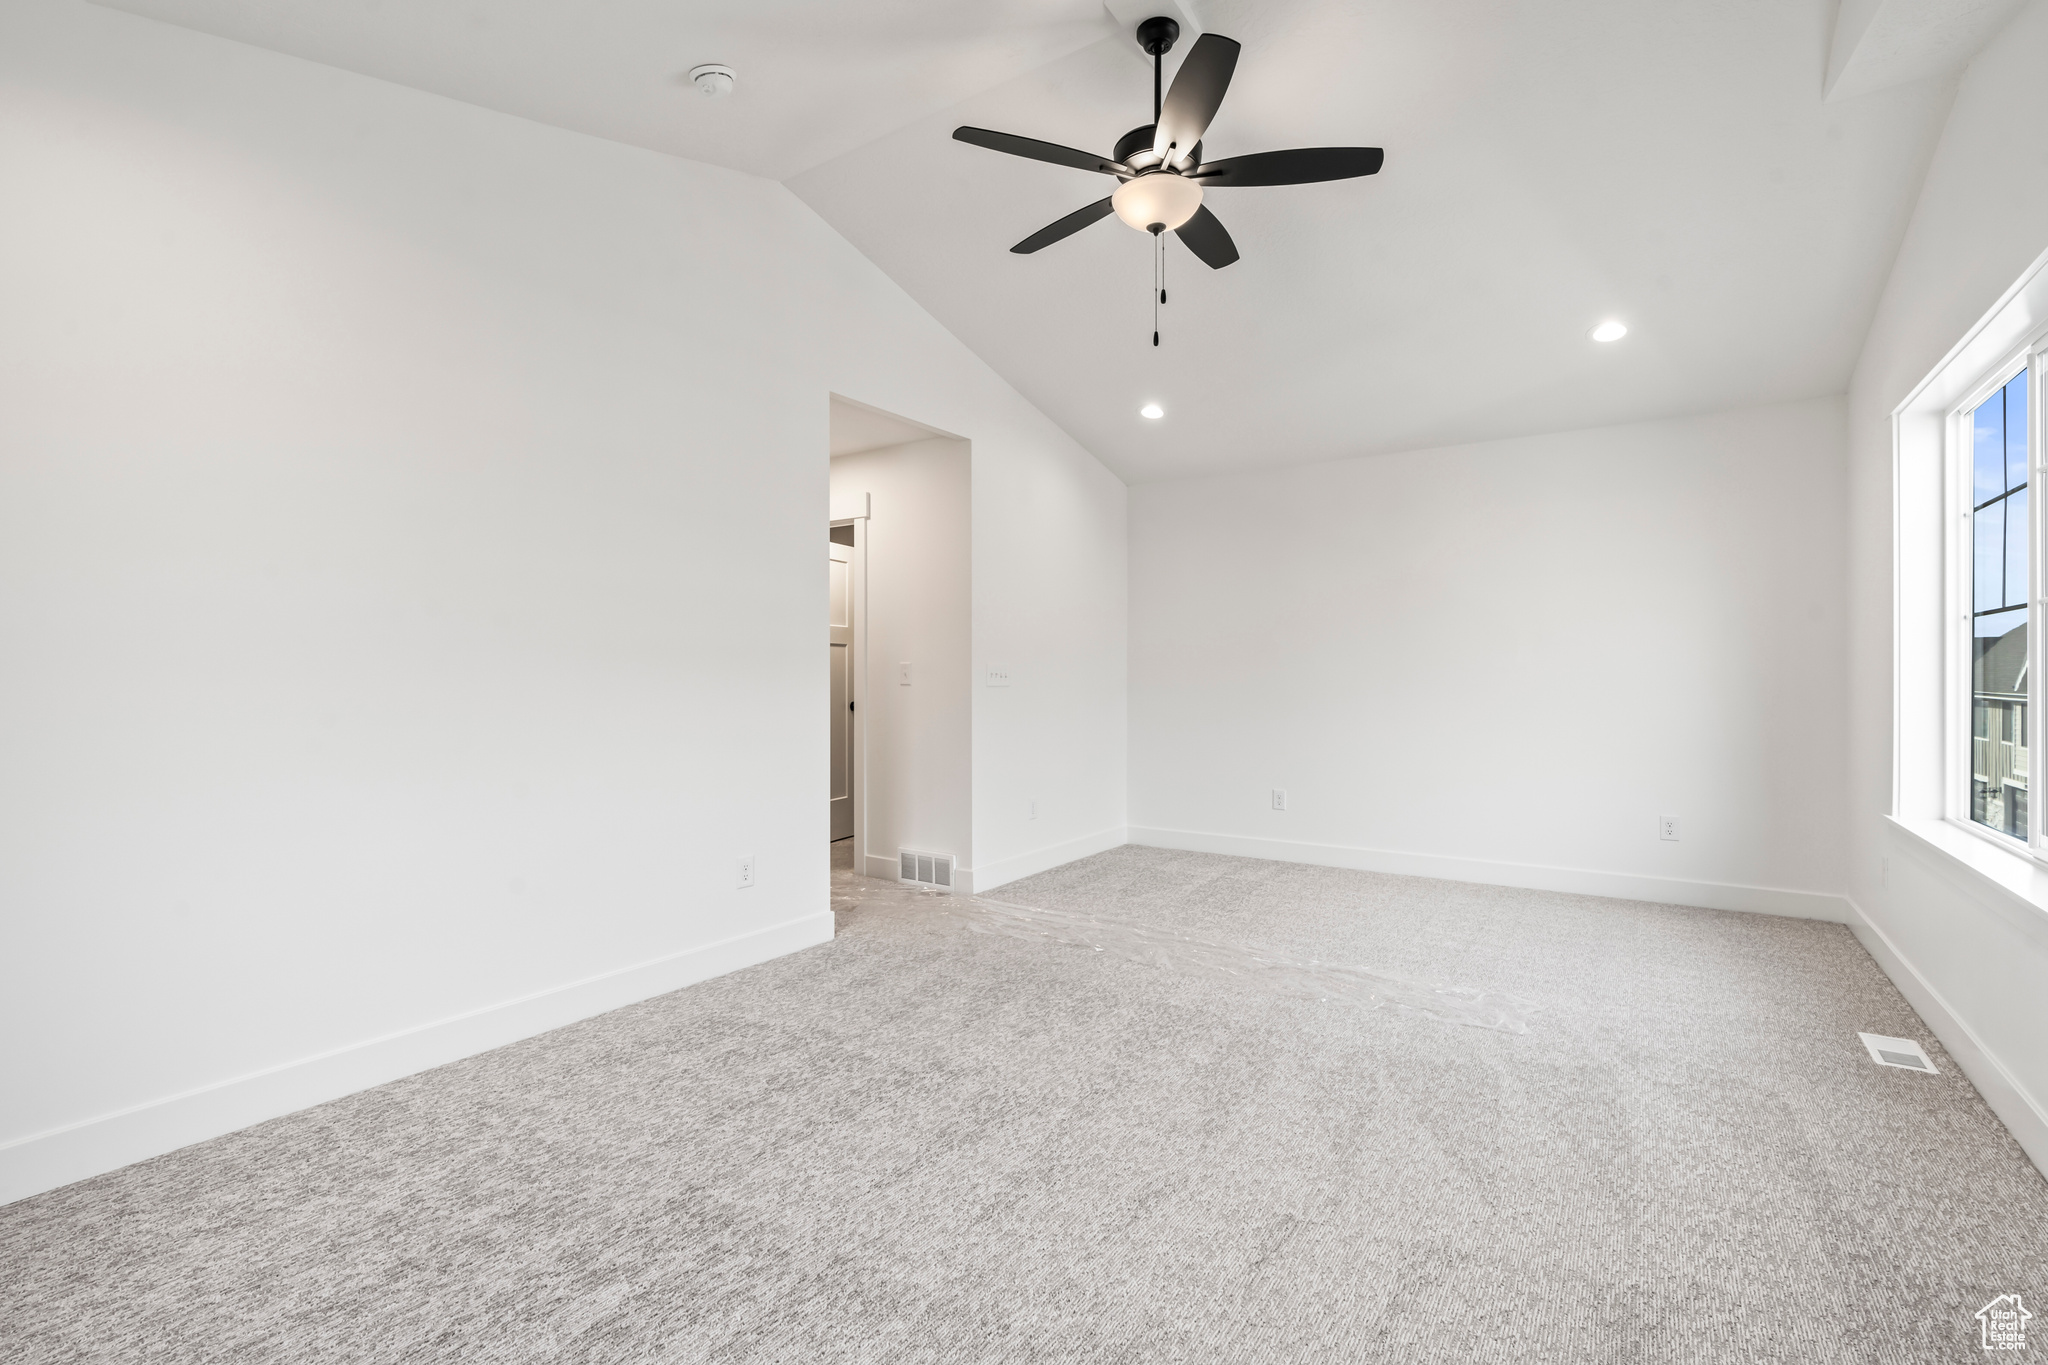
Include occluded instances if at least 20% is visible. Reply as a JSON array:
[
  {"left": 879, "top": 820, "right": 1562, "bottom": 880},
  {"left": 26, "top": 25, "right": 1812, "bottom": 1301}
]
[{"left": 835, "top": 866, "right": 1533, "bottom": 1033}]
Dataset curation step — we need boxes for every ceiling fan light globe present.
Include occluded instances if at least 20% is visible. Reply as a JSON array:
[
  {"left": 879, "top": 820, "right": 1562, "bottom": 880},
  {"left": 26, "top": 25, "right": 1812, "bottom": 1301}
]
[{"left": 1111, "top": 173, "right": 1202, "bottom": 233}]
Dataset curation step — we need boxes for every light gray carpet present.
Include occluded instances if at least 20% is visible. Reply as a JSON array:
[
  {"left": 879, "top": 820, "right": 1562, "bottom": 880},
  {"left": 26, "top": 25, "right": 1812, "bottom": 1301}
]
[{"left": 4, "top": 846, "right": 2044, "bottom": 1362}]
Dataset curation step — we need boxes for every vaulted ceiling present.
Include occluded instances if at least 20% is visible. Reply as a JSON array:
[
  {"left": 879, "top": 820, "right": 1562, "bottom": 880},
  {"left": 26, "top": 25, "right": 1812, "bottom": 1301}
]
[{"left": 93, "top": 0, "right": 1979, "bottom": 481}]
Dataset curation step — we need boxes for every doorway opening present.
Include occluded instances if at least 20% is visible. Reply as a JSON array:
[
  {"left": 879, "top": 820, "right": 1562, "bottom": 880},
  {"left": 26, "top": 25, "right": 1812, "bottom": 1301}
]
[
  {"left": 828, "top": 395, "right": 971, "bottom": 892},
  {"left": 828, "top": 519, "right": 858, "bottom": 876}
]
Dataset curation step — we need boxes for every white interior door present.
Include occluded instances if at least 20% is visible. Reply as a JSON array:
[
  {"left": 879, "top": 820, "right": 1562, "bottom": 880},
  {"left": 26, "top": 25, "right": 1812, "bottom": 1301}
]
[{"left": 829, "top": 538, "right": 855, "bottom": 841}]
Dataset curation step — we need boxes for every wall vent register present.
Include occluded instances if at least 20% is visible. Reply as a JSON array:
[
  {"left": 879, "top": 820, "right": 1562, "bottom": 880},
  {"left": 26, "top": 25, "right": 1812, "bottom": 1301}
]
[
  {"left": 1857, "top": 1032, "right": 1939, "bottom": 1073},
  {"left": 899, "top": 849, "right": 955, "bottom": 891}
]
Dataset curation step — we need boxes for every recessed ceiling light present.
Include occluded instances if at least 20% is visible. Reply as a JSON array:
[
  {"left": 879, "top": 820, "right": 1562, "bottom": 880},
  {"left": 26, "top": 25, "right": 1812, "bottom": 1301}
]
[
  {"left": 1590, "top": 319, "right": 1628, "bottom": 343},
  {"left": 1140, "top": 403, "right": 1164, "bottom": 419}
]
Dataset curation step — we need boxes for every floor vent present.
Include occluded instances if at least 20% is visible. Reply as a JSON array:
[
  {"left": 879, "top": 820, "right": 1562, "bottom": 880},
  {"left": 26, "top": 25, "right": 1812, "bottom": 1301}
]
[
  {"left": 898, "top": 848, "right": 955, "bottom": 891},
  {"left": 1858, "top": 1032, "right": 1938, "bottom": 1074}
]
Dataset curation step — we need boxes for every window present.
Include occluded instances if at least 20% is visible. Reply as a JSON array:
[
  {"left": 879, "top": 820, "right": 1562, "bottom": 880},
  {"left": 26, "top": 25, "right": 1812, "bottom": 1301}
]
[
  {"left": 1957, "top": 355, "right": 2042, "bottom": 848},
  {"left": 1897, "top": 247, "right": 2048, "bottom": 860},
  {"left": 1968, "top": 371, "right": 2031, "bottom": 839}
]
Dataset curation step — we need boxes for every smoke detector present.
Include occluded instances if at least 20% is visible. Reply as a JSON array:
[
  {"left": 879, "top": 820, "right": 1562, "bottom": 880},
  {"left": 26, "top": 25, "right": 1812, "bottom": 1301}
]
[{"left": 689, "top": 64, "right": 735, "bottom": 98}]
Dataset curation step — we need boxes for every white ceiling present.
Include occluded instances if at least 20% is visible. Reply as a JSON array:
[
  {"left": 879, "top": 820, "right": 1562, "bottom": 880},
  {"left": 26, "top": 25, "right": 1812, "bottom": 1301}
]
[
  {"left": 830, "top": 396, "right": 956, "bottom": 457},
  {"left": 89, "top": 0, "right": 1119, "bottom": 181},
  {"left": 793, "top": 0, "right": 1962, "bottom": 480},
  {"left": 1826, "top": 0, "right": 2029, "bottom": 101},
  {"left": 94, "top": 0, "right": 1973, "bottom": 482}
]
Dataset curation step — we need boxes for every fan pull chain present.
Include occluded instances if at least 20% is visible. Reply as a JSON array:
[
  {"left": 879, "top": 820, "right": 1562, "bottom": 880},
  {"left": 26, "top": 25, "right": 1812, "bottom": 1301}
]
[{"left": 1152, "top": 231, "right": 1161, "bottom": 347}]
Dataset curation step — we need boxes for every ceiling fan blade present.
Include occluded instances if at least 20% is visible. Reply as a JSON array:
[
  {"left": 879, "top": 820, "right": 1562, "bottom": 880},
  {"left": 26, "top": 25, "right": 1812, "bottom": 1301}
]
[
  {"left": 1153, "top": 34, "right": 1241, "bottom": 164},
  {"left": 1011, "top": 197, "right": 1116, "bottom": 254},
  {"left": 1191, "top": 147, "right": 1385, "bottom": 186},
  {"left": 1174, "top": 204, "right": 1239, "bottom": 269},
  {"left": 954, "top": 127, "right": 1131, "bottom": 177}
]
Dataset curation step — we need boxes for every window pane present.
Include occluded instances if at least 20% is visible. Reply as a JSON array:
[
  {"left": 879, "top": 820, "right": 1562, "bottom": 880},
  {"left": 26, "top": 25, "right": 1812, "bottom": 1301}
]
[
  {"left": 2006, "top": 370, "right": 2029, "bottom": 494},
  {"left": 1976, "top": 388, "right": 2008, "bottom": 502},
  {"left": 2010, "top": 486, "right": 2031, "bottom": 608},
  {"left": 1976, "top": 498, "right": 2006, "bottom": 612},
  {"left": 1973, "top": 609, "right": 2029, "bottom": 839}
]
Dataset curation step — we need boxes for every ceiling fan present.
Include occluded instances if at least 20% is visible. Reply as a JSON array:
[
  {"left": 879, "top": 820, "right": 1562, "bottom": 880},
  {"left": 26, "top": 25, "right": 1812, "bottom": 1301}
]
[{"left": 952, "top": 16, "right": 1384, "bottom": 276}]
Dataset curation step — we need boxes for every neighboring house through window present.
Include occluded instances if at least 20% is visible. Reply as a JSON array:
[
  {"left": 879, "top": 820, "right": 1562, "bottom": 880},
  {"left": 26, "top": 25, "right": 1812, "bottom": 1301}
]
[{"left": 1970, "top": 370, "right": 2030, "bottom": 840}]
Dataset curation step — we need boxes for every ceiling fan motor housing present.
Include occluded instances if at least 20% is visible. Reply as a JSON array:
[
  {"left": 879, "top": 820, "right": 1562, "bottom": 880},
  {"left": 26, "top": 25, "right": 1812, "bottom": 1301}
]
[{"left": 1114, "top": 124, "right": 1199, "bottom": 172}]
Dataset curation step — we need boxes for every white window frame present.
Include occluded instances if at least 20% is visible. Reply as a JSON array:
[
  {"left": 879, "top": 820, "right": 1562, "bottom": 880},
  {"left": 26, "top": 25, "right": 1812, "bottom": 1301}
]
[{"left": 1946, "top": 332, "right": 2048, "bottom": 858}]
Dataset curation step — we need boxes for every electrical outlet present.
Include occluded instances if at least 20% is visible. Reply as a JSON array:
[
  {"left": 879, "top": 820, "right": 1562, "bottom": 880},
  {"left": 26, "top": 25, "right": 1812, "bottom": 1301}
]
[
  {"left": 737, "top": 855, "right": 755, "bottom": 889},
  {"left": 1272, "top": 789, "right": 1287, "bottom": 811},
  {"left": 1659, "top": 816, "right": 1679, "bottom": 842},
  {"left": 898, "top": 662, "right": 912, "bottom": 686},
  {"left": 985, "top": 666, "right": 1011, "bottom": 687}
]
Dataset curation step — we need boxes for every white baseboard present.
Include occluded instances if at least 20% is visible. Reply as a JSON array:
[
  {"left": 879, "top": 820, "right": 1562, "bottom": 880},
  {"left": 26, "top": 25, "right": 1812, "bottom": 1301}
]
[
  {"left": 0, "top": 911, "right": 834, "bottom": 1208},
  {"left": 962, "top": 825, "right": 1129, "bottom": 894},
  {"left": 1125, "top": 826, "right": 1856, "bottom": 923},
  {"left": 1846, "top": 898, "right": 2048, "bottom": 1179}
]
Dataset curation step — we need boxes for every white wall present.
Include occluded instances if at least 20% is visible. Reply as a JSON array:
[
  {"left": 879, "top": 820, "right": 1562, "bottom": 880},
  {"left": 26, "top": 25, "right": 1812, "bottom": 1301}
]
[
  {"left": 0, "top": 0, "right": 1126, "bottom": 1203},
  {"left": 1844, "top": 0, "right": 2048, "bottom": 1171},
  {"left": 829, "top": 439, "right": 972, "bottom": 876},
  {"left": 969, "top": 406, "right": 1131, "bottom": 891},
  {"left": 1129, "top": 397, "right": 1851, "bottom": 919}
]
